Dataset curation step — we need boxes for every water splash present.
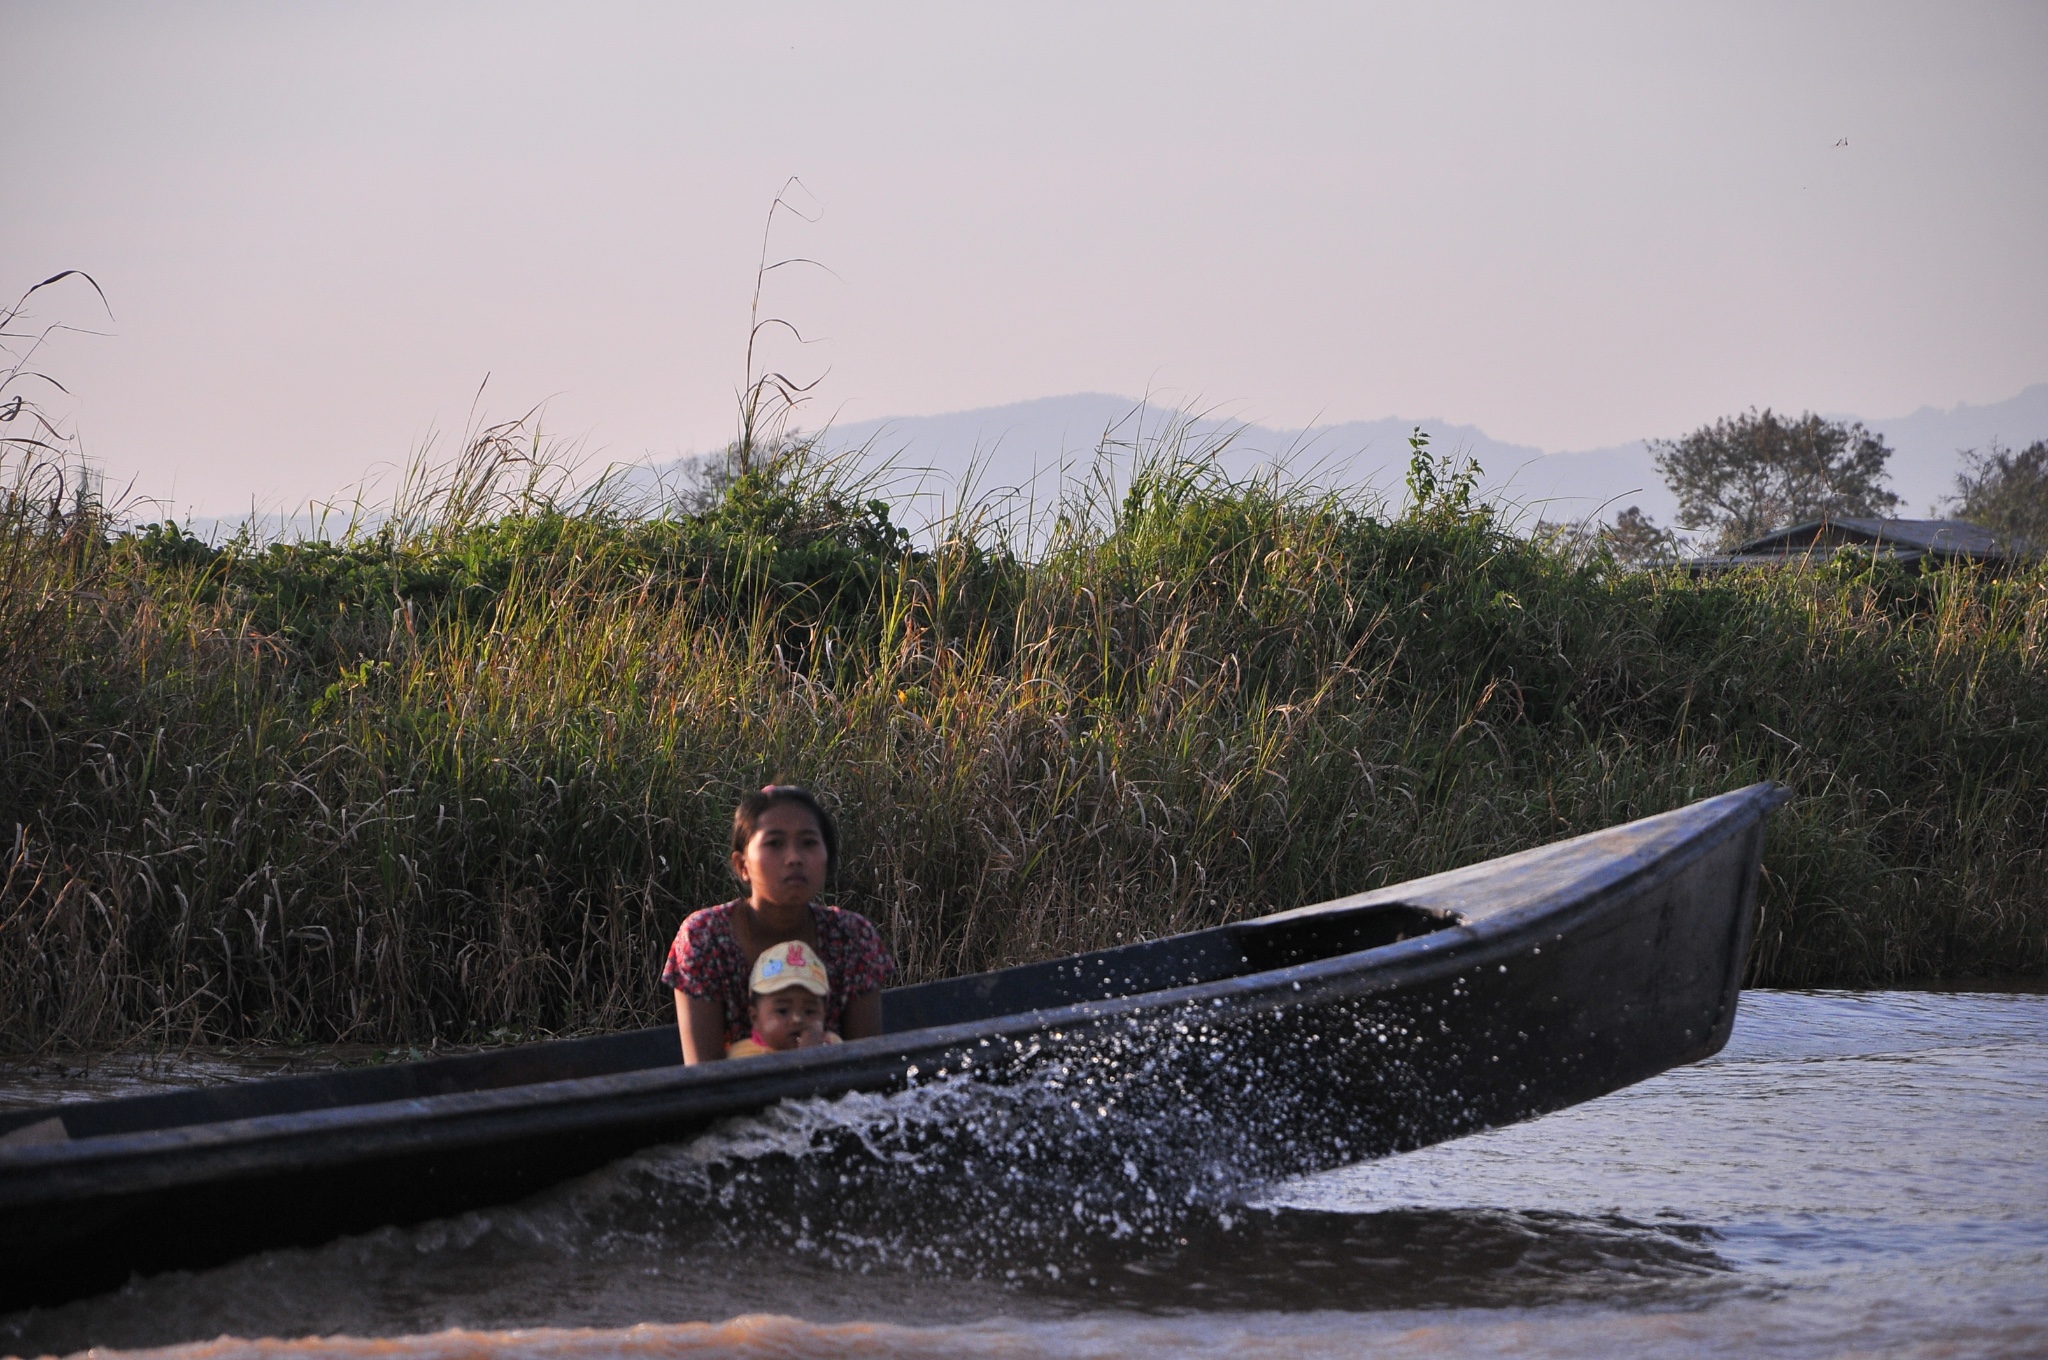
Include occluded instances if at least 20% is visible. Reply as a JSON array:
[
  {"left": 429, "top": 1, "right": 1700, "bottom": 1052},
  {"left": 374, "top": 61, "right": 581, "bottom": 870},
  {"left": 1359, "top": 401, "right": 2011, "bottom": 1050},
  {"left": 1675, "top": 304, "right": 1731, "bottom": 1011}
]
[{"left": 593, "top": 990, "right": 1504, "bottom": 1285}]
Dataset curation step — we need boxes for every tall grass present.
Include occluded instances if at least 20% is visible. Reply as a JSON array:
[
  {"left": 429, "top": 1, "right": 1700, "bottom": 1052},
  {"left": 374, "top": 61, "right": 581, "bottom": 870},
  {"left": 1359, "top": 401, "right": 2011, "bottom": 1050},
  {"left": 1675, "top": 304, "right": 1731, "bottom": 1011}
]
[{"left": 2, "top": 424, "right": 2044, "bottom": 1051}]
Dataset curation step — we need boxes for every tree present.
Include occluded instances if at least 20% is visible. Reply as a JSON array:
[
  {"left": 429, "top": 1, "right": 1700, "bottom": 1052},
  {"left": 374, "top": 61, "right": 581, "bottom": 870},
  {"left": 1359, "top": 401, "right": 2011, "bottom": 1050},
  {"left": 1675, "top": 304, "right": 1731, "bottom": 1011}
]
[
  {"left": 1601, "top": 505, "right": 1680, "bottom": 565},
  {"left": 1945, "top": 439, "right": 2048, "bottom": 549},
  {"left": 1650, "top": 408, "right": 1901, "bottom": 550}
]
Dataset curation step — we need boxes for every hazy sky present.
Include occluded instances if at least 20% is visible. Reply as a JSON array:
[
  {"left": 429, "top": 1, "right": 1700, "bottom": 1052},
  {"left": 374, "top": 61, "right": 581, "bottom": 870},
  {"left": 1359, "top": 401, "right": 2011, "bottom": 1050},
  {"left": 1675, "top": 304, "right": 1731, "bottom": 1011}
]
[{"left": 8, "top": 1, "right": 2046, "bottom": 513}]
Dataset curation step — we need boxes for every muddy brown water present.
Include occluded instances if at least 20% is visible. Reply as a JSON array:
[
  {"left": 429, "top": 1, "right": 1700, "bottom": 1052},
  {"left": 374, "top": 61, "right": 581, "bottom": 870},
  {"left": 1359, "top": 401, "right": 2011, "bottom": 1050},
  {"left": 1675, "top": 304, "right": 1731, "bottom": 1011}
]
[{"left": 3, "top": 988, "right": 2044, "bottom": 1359}]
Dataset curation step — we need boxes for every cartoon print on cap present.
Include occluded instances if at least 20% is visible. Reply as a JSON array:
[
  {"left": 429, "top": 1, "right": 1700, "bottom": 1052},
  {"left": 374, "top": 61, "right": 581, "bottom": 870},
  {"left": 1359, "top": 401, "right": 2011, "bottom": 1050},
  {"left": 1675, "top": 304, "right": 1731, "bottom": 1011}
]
[{"left": 748, "top": 939, "right": 831, "bottom": 996}]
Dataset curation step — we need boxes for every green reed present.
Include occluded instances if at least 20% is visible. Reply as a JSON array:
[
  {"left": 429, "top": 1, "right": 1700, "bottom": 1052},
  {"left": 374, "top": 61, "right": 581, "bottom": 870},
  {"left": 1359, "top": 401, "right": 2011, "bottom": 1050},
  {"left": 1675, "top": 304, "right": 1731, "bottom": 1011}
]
[{"left": 2, "top": 424, "right": 2043, "bottom": 1049}]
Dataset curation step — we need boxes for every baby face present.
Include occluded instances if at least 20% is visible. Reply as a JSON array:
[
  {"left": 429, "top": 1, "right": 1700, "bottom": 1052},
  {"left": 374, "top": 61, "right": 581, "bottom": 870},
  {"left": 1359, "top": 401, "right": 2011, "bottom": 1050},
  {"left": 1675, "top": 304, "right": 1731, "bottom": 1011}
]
[{"left": 749, "top": 986, "right": 827, "bottom": 1051}]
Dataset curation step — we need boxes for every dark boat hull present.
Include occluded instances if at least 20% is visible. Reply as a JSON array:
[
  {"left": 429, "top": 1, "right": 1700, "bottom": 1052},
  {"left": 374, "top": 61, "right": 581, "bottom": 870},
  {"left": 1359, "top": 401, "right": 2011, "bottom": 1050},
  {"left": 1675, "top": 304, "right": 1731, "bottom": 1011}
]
[{"left": 0, "top": 783, "right": 1787, "bottom": 1311}]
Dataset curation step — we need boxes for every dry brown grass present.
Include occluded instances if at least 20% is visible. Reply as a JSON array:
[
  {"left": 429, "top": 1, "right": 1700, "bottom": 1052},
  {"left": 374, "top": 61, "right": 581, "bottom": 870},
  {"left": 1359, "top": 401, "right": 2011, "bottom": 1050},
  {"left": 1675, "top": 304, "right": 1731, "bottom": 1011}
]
[{"left": 2, "top": 426, "right": 2044, "bottom": 1051}]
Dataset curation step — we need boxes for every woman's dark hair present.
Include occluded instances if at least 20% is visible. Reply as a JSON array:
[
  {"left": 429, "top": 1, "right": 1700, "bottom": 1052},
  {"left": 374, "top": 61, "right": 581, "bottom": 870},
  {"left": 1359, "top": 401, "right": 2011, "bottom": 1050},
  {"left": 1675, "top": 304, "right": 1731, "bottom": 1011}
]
[{"left": 731, "top": 785, "right": 840, "bottom": 874}]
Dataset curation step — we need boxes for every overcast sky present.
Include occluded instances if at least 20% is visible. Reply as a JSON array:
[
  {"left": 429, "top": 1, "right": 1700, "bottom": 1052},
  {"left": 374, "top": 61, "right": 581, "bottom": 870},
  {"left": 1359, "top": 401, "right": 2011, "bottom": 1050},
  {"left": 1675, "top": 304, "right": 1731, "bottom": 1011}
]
[{"left": 8, "top": 1, "right": 2046, "bottom": 514}]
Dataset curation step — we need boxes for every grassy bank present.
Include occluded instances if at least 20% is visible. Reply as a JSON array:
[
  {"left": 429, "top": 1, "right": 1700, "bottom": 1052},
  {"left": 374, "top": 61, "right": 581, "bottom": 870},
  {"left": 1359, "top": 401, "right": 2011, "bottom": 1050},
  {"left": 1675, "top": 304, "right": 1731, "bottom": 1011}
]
[{"left": 3, "top": 428, "right": 2044, "bottom": 1050}]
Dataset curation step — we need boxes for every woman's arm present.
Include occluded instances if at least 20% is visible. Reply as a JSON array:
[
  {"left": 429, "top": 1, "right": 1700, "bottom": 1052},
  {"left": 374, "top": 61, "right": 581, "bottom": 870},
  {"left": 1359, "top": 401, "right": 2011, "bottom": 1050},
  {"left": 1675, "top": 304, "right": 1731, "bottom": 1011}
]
[
  {"left": 838, "top": 989, "right": 883, "bottom": 1042},
  {"left": 677, "top": 991, "right": 729, "bottom": 1064}
]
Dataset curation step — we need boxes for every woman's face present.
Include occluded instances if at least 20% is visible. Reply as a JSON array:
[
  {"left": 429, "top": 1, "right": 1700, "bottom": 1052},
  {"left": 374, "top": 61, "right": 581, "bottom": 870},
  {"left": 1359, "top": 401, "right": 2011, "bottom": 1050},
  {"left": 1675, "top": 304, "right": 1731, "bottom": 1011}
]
[{"left": 733, "top": 802, "right": 829, "bottom": 911}]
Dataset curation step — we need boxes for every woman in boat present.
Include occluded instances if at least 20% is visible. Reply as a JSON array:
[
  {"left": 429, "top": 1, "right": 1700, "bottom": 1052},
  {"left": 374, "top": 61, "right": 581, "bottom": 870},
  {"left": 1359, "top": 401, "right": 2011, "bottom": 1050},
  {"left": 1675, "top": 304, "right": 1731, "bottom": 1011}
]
[{"left": 663, "top": 785, "right": 893, "bottom": 1062}]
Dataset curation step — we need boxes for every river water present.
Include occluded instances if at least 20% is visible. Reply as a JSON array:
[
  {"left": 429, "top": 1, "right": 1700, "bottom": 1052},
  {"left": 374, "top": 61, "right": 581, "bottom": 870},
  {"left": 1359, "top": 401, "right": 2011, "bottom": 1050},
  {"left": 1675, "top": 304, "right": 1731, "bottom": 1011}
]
[{"left": 3, "top": 988, "right": 2044, "bottom": 1359}]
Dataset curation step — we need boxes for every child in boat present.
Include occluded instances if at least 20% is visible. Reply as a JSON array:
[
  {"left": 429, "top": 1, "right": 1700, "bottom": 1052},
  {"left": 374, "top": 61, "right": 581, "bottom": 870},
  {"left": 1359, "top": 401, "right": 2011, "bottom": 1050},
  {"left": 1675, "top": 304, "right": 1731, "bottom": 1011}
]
[
  {"left": 664, "top": 785, "right": 894, "bottom": 1063},
  {"left": 726, "top": 941, "right": 843, "bottom": 1057}
]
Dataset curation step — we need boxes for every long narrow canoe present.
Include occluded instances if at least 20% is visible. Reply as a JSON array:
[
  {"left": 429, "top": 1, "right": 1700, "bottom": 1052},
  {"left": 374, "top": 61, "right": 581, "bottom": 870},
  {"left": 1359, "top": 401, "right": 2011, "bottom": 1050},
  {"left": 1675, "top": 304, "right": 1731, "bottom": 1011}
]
[{"left": 0, "top": 783, "right": 1788, "bottom": 1310}]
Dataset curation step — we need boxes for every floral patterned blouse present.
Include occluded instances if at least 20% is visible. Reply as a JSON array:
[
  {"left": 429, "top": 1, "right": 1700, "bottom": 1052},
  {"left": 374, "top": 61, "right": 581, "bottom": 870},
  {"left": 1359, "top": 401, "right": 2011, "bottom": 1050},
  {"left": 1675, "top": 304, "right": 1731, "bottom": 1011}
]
[{"left": 662, "top": 900, "right": 894, "bottom": 1044}]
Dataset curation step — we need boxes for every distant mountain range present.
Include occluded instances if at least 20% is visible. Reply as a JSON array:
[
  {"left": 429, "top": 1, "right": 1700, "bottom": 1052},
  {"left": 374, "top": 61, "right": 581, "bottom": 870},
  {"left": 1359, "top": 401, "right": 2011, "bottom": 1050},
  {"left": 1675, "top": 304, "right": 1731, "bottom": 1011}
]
[
  {"left": 186, "top": 383, "right": 2048, "bottom": 542},
  {"left": 777, "top": 383, "right": 2048, "bottom": 532}
]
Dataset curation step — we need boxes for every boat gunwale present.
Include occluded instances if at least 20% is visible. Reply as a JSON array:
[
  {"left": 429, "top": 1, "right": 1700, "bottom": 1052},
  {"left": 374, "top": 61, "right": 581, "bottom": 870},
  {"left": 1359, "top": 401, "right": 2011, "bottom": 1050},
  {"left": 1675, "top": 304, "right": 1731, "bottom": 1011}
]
[{"left": 0, "top": 783, "right": 1786, "bottom": 1203}]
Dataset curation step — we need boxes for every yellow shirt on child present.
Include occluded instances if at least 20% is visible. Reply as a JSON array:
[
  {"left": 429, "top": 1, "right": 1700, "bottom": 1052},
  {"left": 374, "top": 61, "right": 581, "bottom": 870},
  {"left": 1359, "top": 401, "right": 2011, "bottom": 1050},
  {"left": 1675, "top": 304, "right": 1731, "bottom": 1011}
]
[{"left": 727, "top": 1032, "right": 842, "bottom": 1059}]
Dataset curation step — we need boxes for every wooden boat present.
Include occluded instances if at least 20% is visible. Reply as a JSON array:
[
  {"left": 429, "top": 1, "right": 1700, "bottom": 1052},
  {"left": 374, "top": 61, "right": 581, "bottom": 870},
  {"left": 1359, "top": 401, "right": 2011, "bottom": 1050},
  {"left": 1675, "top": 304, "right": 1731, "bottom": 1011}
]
[{"left": 0, "top": 782, "right": 1788, "bottom": 1311}]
